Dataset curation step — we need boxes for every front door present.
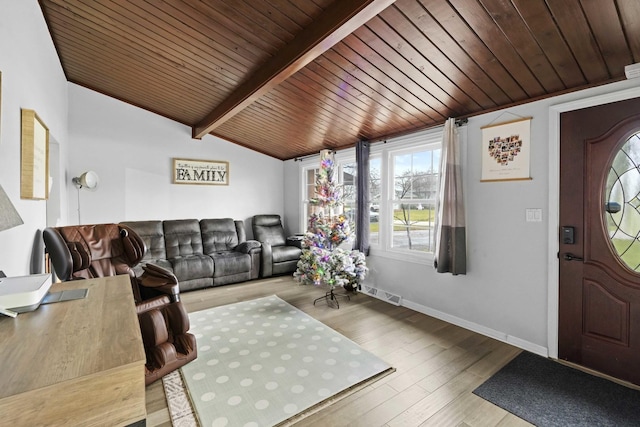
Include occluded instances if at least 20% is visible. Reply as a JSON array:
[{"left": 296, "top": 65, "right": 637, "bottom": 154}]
[{"left": 559, "top": 96, "right": 640, "bottom": 385}]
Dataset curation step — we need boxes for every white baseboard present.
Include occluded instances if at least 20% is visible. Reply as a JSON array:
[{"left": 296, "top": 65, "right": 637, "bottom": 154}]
[{"left": 400, "top": 298, "right": 549, "bottom": 357}]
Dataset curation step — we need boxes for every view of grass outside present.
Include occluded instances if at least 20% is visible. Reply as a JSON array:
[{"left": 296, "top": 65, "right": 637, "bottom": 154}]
[
  {"left": 605, "top": 133, "right": 640, "bottom": 272},
  {"left": 611, "top": 238, "right": 640, "bottom": 272}
]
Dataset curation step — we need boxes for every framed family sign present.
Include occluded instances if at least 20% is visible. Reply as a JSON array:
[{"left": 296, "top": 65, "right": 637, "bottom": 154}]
[
  {"left": 481, "top": 117, "right": 532, "bottom": 182},
  {"left": 21, "top": 109, "right": 49, "bottom": 199},
  {"left": 173, "top": 158, "right": 229, "bottom": 185}
]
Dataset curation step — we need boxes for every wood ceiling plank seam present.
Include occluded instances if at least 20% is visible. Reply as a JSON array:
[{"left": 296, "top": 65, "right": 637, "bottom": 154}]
[
  {"left": 372, "top": 10, "right": 496, "bottom": 110},
  {"left": 329, "top": 45, "right": 445, "bottom": 123},
  {"left": 216, "top": 115, "right": 334, "bottom": 155},
  {"left": 341, "top": 32, "right": 456, "bottom": 119},
  {"left": 66, "top": 77, "right": 200, "bottom": 128},
  {"left": 242, "top": 87, "right": 356, "bottom": 139},
  {"left": 113, "top": 0, "right": 251, "bottom": 80},
  {"left": 46, "top": 0, "right": 245, "bottom": 90},
  {"left": 43, "top": 7, "right": 237, "bottom": 100},
  {"left": 47, "top": 18, "right": 228, "bottom": 105},
  {"left": 64, "top": 67, "right": 206, "bottom": 122},
  {"left": 229, "top": 100, "right": 335, "bottom": 144},
  {"left": 232, "top": 93, "right": 351, "bottom": 143},
  {"left": 49, "top": 30, "right": 221, "bottom": 113},
  {"left": 219, "top": 116, "right": 324, "bottom": 149},
  {"left": 193, "top": 0, "right": 398, "bottom": 138},
  {"left": 245, "top": 96, "right": 336, "bottom": 137},
  {"left": 276, "top": 75, "right": 399, "bottom": 137},
  {"left": 218, "top": 0, "right": 298, "bottom": 45},
  {"left": 149, "top": 0, "right": 268, "bottom": 67},
  {"left": 305, "top": 59, "right": 428, "bottom": 128},
  {"left": 419, "top": 0, "right": 529, "bottom": 102},
  {"left": 392, "top": 0, "right": 512, "bottom": 106},
  {"left": 178, "top": 0, "right": 280, "bottom": 53},
  {"left": 447, "top": 0, "right": 547, "bottom": 98},
  {"left": 62, "top": 63, "right": 209, "bottom": 122},
  {"left": 580, "top": 0, "right": 633, "bottom": 78},
  {"left": 616, "top": 0, "right": 640, "bottom": 63},
  {"left": 286, "top": 0, "right": 326, "bottom": 18},
  {"left": 321, "top": 47, "right": 441, "bottom": 124},
  {"left": 208, "top": 131, "right": 292, "bottom": 160},
  {"left": 475, "top": 0, "right": 566, "bottom": 93},
  {"left": 266, "top": 82, "right": 371, "bottom": 136},
  {"left": 510, "top": 0, "right": 587, "bottom": 88},
  {"left": 247, "top": 0, "right": 308, "bottom": 33},
  {"left": 287, "top": 75, "right": 392, "bottom": 138},
  {"left": 215, "top": 122, "right": 322, "bottom": 154},
  {"left": 544, "top": 0, "right": 610, "bottom": 82},
  {"left": 355, "top": 23, "right": 477, "bottom": 114},
  {"left": 72, "top": 0, "right": 246, "bottom": 87},
  {"left": 292, "top": 65, "right": 412, "bottom": 131}
]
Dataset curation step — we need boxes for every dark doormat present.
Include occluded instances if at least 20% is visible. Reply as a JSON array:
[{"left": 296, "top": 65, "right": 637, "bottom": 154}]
[{"left": 473, "top": 351, "right": 640, "bottom": 426}]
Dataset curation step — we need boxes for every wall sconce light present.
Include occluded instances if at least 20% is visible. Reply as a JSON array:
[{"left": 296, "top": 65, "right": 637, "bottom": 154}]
[
  {"left": 72, "top": 171, "right": 99, "bottom": 224},
  {"left": 72, "top": 171, "right": 99, "bottom": 190}
]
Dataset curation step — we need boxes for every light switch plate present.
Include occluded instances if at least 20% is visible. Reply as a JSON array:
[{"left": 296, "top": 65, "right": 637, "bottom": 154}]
[{"left": 526, "top": 208, "right": 543, "bottom": 222}]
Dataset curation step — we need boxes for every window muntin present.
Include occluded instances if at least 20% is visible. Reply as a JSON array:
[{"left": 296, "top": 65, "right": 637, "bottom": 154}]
[
  {"left": 605, "top": 132, "right": 640, "bottom": 272},
  {"left": 369, "top": 127, "right": 443, "bottom": 261},
  {"left": 390, "top": 147, "right": 440, "bottom": 253}
]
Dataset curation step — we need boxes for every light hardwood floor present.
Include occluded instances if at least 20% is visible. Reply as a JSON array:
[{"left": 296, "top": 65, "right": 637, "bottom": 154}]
[{"left": 145, "top": 276, "right": 532, "bottom": 427}]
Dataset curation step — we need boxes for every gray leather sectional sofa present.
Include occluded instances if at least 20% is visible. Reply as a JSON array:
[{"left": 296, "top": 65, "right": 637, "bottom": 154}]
[{"left": 121, "top": 218, "right": 261, "bottom": 292}]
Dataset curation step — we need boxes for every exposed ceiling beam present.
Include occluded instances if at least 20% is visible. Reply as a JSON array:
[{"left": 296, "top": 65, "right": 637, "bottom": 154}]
[{"left": 192, "top": 0, "right": 396, "bottom": 139}]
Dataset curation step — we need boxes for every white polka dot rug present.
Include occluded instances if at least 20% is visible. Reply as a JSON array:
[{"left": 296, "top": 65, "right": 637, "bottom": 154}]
[{"left": 163, "top": 295, "right": 393, "bottom": 427}]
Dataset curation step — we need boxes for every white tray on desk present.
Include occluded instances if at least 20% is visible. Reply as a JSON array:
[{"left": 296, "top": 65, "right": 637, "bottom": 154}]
[{"left": 0, "top": 273, "right": 52, "bottom": 312}]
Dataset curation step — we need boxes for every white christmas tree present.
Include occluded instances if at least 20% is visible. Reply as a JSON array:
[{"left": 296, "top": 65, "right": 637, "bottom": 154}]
[{"left": 293, "top": 150, "right": 367, "bottom": 295}]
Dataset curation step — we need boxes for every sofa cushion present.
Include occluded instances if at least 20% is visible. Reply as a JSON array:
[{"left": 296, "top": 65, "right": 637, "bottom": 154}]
[
  {"left": 164, "top": 219, "right": 203, "bottom": 259},
  {"left": 121, "top": 220, "right": 167, "bottom": 262},
  {"left": 200, "top": 218, "right": 239, "bottom": 253},
  {"left": 272, "top": 245, "right": 302, "bottom": 264},
  {"left": 252, "top": 214, "right": 287, "bottom": 246},
  {"left": 170, "top": 254, "right": 214, "bottom": 282},
  {"left": 210, "top": 251, "right": 251, "bottom": 277}
]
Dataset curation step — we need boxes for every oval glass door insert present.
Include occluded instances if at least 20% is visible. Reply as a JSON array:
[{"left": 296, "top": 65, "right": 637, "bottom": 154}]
[{"left": 605, "top": 132, "right": 640, "bottom": 272}]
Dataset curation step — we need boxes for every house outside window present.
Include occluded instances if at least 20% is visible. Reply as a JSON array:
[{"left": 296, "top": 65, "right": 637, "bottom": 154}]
[
  {"left": 300, "top": 154, "right": 357, "bottom": 239},
  {"left": 369, "top": 127, "right": 442, "bottom": 262},
  {"left": 300, "top": 127, "right": 442, "bottom": 262}
]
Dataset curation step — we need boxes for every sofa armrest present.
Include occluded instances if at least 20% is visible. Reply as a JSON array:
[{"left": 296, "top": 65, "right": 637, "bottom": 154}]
[
  {"left": 286, "top": 235, "right": 304, "bottom": 249},
  {"left": 235, "top": 240, "right": 261, "bottom": 254},
  {"left": 260, "top": 242, "right": 273, "bottom": 278},
  {"left": 139, "top": 263, "right": 180, "bottom": 302}
]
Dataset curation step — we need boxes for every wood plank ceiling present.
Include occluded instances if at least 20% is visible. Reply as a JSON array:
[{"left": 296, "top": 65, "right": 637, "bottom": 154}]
[{"left": 39, "top": 0, "right": 640, "bottom": 160}]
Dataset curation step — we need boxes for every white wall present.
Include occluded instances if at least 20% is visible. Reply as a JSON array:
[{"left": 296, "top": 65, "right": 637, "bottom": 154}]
[
  {"left": 67, "top": 84, "right": 284, "bottom": 233},
  {"left": 0, "top": 0, "right": 68, "bottom": 276},
  {"left": 284, "top": 78, "right": 640, "bottom": 356}
]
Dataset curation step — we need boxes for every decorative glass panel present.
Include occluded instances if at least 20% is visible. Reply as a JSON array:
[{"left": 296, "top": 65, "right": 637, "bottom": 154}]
[{"left": 605, "top": 133, "right": 640, "bottom": 272}]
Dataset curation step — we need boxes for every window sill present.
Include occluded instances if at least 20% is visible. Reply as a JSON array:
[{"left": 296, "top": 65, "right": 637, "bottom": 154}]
[{"left": 368, "top": 246, "right": 435, "bottom": 265}]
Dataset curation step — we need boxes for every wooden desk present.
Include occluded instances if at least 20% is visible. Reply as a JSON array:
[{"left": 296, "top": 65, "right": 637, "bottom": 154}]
[{"left": 0, "top": 275, "right": 146, "bottom": 426}]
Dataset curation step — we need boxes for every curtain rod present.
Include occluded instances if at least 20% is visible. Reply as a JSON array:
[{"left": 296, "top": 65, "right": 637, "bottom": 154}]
[{"left": 294, "top": 118, "right": 467, "bottom": 161}]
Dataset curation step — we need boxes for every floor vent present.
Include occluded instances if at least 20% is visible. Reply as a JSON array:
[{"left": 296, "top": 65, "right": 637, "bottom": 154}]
[{"left": 361, "top": 285, "right": 402, "bottom": 306}]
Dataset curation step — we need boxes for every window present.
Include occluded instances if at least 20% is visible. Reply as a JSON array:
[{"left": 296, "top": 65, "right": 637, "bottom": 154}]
[
  {"left": 369, "top": 127, "right": 442, "bottom": 261},
  {"left": 299, "top": 127, "right": 442, "bottom": 262},
  {"left": 300, "top": 154, "right": 357, "bottom": 237}
]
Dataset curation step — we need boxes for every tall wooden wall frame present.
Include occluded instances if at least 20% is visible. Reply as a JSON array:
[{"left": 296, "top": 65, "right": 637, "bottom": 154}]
[{"left": 21, "top": 109, "right": 49, "bottom": 200}]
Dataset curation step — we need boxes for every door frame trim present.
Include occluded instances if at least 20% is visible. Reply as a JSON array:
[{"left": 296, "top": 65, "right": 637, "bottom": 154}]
[{"left": 547, "top": 85, "right": 640, "bottom": 358}]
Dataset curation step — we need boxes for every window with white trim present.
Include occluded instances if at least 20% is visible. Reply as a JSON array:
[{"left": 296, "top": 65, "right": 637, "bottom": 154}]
[
  {"left": 300, "top": 154, "right": 357, "bottom": 236},
  {"left": 369, "top": 127, "right": 442, "bottom": 261}
]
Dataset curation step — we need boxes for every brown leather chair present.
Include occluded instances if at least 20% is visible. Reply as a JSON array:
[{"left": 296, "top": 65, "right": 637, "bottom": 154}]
[{"left": 43, "top": 223, "right": 197, "bottom": 385}]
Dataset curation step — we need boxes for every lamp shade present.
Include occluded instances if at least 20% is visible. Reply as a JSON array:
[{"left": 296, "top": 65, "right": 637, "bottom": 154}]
[
  {"left": 72, "top": 171, "right": 99, "bottom": 190},
  {"left": 0, "top": 184, "right": 24, "bottom": 232}
]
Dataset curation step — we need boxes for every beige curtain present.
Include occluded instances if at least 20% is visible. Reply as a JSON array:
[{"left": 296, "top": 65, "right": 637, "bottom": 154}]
[{"left": 434, "top": 118, "right": 466, "bottom": 275}]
